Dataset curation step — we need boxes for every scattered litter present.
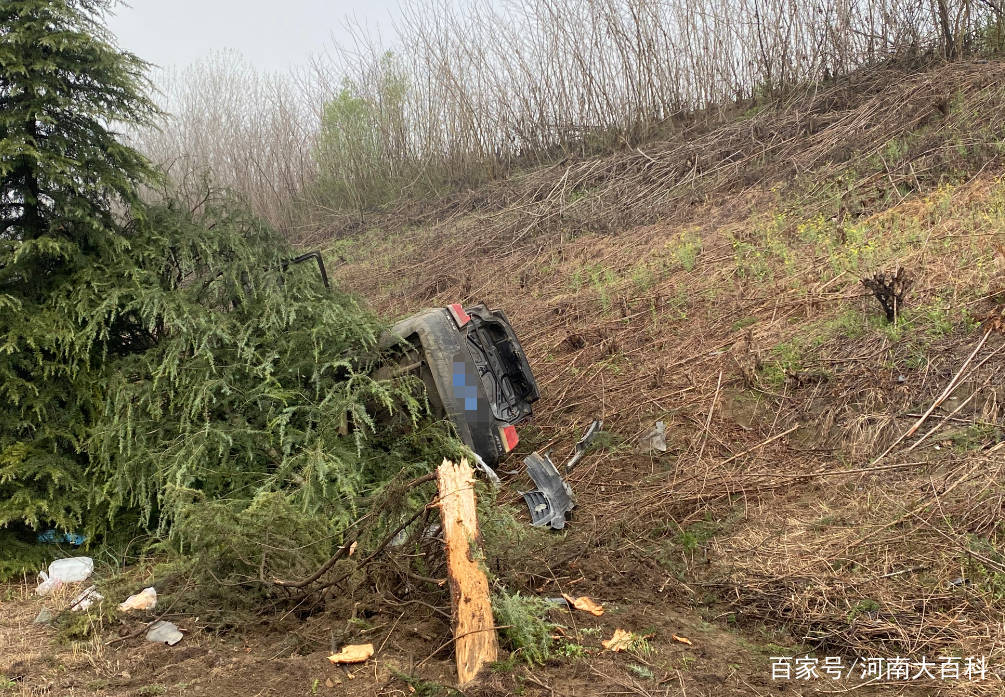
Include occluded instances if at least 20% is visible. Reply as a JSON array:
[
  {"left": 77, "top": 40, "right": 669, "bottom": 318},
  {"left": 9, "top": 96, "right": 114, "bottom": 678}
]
[
  {"left": 118, "top": 587, "right": 157, "bottom": 612},
  {"left": 36, "top": 556, "right": 94, "bottom": 595},
  {"left": 471, "top": 452, "right": 502, "bottom": 486},
  {"left": 636, "top": 421, "right": 667, "bottom": 454},
  {"left": 545, "top": 596, "right": 570, "bottom": 608},
  {"left": 146, "top": 621, "right": 183, "bottom": 645},
  {"left": 565, "top": 419, "right": 603, "bottom": 473},
  {"left": 328, "top": 643, "right": 374, "bottom": 664},
  {"left": 36, "top": 577, "right": 63, "bottom": 596},
  {"left": 46, "top": 556, "right": 93, "bottom": 581},
  {"left": 71, "top": 585, "right": 103, "bottom": 611},
  {"left": 521, "top": 452, "right": 575, "bottom": 529},
  {"left": 601, "top": 628, "right": 633, "bottom": 652},
  {"left": 672, "top": 634, "right": 693, "bottom": 645},
  {"left": 32, "top": 607, "right": 53, "bottom": 625},
  {"left": 948, "top": 576, "right": 972, "bottom": 588},
  {"left": 36, "top": 530, "right": 87, "bottom": 546},
  {"left": 561, "top": 593, "right": 604, "bottom": 616}
]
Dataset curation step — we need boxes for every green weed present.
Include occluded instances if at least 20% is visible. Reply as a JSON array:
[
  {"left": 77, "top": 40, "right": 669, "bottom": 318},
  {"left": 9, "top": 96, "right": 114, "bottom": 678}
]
[
  {"left": 627, "top": 664, "right": 655, "bottom": 680},
  {"left": 677, "top": 655, "right": 697, "bottom": 670},
  {"left": 676, "top": 521, "right": 720, "bottom": 555},
  {"left": 809, "top": 514, "right": 841, "bottom": 531},
  {"left": 555, "top": 641, "right": 588, "bottom": 659},
  {"left": 963, "top": 536, "right": 1005, "bottom": 601},
  {"left": 631, "top": 264, "right": 656, "bottom": 292},
  {"left": 591, "top": 266, "right": 618, "bottom": 312},
  {"left": 492, "top": 590, "right": 557, "bottom": 665},
  {"left": 628, "top": 633, "right": 655, "bottom": 656},
  {"left": 948, "top": 424, "right": 1001, "bottom": 452},
  {"left": 846, "top": 599, "right": 881, "bottom": 623},
  {"left": 672, "top": 231, "right": 703, "bottom": 271},
  {"left": 731, "top": 316, "right": 758, "bottom": 331},
  {"left": 391, "top": 671, "right": 461, "bottom": 696},
  {"left": 758, "top": 339, "right": 805, "bottom": 388}
]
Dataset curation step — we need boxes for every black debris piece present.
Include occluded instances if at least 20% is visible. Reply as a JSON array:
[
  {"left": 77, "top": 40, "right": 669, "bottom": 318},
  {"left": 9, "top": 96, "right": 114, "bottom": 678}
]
[{"left": 521, "top": 452, "right": 575, "bottom": 529}]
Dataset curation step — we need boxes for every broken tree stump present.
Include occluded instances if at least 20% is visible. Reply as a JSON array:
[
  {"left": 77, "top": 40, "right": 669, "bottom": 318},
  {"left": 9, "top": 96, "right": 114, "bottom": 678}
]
[
  {"left": 436, "top": 458, "right": 498, "bottom": 686},
  {"left": 862, "top": 267, "right": 913, "bottom": 323}
]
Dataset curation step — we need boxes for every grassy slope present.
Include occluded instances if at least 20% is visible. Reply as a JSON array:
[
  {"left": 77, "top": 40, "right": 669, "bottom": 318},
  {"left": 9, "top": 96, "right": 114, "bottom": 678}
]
[{"left": 327, "top": 59, "right": 1005, "bottom": 694}]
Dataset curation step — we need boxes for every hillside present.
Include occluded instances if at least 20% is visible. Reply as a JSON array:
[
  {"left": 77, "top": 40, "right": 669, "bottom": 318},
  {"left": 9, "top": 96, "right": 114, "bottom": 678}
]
[
  {"left": 328, "top": 58, "right": 1005, "bottom": 693},
  {"left": 4, "top": 58, "right": 1005, "bottom": 697}
]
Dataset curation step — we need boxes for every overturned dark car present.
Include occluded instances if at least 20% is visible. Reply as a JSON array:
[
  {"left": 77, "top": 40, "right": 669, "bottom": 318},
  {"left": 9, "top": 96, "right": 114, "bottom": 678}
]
[{"left": 378, "top": 303, "right": 539, "bottom": 466}]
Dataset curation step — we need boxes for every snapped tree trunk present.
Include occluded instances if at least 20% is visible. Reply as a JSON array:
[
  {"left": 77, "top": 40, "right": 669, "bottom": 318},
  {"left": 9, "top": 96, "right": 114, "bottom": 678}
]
[{"left": 436, "top": 458, "right": 498, "bottom": 686}]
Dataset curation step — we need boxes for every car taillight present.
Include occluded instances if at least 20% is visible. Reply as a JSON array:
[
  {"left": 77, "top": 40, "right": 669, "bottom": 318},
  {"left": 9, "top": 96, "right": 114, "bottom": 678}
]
[
  {"left": 447, "top": 303, "right": 470, "bottom": 327},
  {"left": 500, "top": 425, "right": 519, "bottom": 452}
]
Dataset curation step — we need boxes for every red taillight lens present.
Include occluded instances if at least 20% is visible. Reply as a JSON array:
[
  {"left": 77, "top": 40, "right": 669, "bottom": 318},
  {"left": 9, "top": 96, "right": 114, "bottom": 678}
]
[
  {"left": 447, "top": 303, "right": 470, "bottom": 327},
  {"left": 500, "top": 425, "right": 519, "bottom": 452}
]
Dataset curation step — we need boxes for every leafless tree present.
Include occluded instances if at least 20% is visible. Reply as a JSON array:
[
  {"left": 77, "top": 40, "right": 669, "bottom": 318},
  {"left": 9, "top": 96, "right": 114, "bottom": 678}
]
[{"left": 129, "top": 1, "right": 1002, "bottom": 231}]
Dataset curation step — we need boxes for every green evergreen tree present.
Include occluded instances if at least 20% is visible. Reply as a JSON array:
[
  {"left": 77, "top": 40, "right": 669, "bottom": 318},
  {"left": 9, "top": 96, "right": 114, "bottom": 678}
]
[
  {"left": 0, "top": 0, "right": 159, "bottom": 566},
  {"left": 0, "top": 1, "right": 450, "bottom": 581},
  {"left": 0, "top": 0, "right": 158, "bottom": 254}
]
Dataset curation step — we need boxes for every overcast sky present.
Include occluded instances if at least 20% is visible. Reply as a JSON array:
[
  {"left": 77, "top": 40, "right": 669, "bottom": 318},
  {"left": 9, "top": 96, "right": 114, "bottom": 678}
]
[{"left": 104, "top": 0, "right": 404, "bottom": 74}]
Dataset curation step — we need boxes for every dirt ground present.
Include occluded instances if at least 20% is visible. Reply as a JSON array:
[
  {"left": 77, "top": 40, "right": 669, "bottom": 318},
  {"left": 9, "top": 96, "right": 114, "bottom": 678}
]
[{"left": 0, "top": 556, "right": 952, "bottom": 697}]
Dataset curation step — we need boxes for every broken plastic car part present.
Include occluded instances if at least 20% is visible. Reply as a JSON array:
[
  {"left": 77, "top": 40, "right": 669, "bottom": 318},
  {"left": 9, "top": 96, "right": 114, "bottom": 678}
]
[
  {"left": 637, "top": 421, "right": 667, "bottom": 454},
  {"left": 521, "top": 451, "right": 575, "bottom": 529},
  {"left": 565, "top": 419, "right": 603, "bottom": 472}
]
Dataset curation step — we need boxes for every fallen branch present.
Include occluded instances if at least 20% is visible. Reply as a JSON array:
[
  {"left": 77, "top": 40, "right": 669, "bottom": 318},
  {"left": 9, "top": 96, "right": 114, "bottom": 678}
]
[
  {"left": 273, "top": 471, "right": 437, "bottom": 589},
  {"left": 869, "top": 327, "right": 993, "bottom": 466},
  {"left": 904, "top": 374, "right": 991, "bottom": 452}
]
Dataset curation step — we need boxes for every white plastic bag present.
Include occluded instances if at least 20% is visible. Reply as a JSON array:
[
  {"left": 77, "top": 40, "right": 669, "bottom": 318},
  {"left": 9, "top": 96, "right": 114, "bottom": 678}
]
[
  {"left": 36, "top": 556, "right": 94, "bottom": 595},
  {"left": 35, "top": 573, "right": 63, "bottom": 596},
  {"left": 48, "top": 556, "right": 93, "bottom": 582}
]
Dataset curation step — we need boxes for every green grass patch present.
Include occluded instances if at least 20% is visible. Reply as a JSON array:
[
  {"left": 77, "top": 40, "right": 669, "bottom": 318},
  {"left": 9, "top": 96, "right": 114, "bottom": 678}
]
[
  {"left": 492, "top": 590, "right": 557, "bottom": 665},
  {"left": 948, "top": 424, "right": 1002, "bottom": 452},
  {"left": 963, "top": 535, "right": 1005, "bottom": 601},
  {"left": 731, "top": 316, "right": 758, "bottom": 331},
  {"left": 846, "top": 598, "right": 881, "bottom": 623}
]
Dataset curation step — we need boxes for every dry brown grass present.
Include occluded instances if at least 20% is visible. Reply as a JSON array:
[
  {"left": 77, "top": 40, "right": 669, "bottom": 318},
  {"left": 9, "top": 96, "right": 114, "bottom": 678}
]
[
  {"left": 139, "top": 1, "right": 1005, "bottom": 231},
  {"left": 308, "top": 60, "right": 1005, "bottom": 246},
  {"left": 326, "top": 63, "right": 1005, "bottom": 691}
]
